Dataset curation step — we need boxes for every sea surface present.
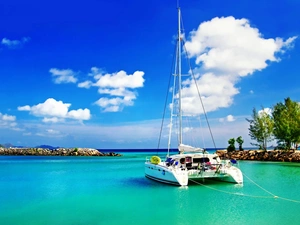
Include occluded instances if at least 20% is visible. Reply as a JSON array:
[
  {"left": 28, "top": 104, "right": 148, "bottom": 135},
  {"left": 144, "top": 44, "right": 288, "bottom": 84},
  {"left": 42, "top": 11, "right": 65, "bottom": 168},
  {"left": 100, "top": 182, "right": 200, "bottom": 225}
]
[{"left": 1, "top": 151, "right": 300, "bottom": 225}]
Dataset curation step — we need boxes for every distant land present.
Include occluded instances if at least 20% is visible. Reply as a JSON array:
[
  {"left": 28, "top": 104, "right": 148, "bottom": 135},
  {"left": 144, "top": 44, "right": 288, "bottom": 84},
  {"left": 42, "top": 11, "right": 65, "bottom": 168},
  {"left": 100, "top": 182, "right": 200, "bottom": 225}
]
[
  {"left": 0, "top": 143, "right": 60, "bottom": 149},
  {"left": 0, "top": 143, "right": 283, "bottom": 152}
]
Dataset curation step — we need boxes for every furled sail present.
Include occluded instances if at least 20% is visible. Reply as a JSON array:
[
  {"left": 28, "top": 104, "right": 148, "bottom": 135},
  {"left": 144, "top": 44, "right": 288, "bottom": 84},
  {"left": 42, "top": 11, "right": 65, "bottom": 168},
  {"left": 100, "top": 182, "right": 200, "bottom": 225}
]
[{"left": 178, "top": 144, "right": 204, "bottom": 153}]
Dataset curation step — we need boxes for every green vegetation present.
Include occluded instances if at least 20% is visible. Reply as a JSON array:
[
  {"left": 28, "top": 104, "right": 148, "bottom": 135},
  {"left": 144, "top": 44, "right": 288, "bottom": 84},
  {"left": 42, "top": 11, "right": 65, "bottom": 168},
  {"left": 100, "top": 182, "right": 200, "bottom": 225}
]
[
  {"left": 227, "top": 138, "right": 236, "bottom": 152},
  {"left": 272, "top": 97, "right": 300, "bottom": 150},
  {"left": 247, "top": 97, "right": 300, "bottom": 150},
  {"left": 236, "top": 136, "right": 244, "bottom": 151},
  {"left": 227, "top": 136, "right": 244, "bottom": 151},
  {"left": 246, "top": 107, "right": 274, "bottom": 150}
]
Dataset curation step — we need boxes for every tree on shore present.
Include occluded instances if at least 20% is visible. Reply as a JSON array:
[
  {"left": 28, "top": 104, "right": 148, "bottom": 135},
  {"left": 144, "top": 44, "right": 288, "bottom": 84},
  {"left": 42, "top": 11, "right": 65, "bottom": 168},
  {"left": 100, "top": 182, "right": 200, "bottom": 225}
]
[
  {"left": 246, "top": 107, "right": 274, "bottom": 150},
  {"left": 272, "top": 97, "right": 300, "bottom": 150},
  {"left": 236, "top": 136, "right": 244, "bottom": 151},
  {"left": 227, "top": 138, "right": 236, "bottom": 152}
]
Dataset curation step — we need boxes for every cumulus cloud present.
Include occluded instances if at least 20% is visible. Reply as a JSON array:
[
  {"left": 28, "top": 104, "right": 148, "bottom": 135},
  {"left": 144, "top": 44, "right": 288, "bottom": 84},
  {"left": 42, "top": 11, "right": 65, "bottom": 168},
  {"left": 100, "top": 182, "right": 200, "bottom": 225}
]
[
  {"left": 68, "top": 108, "right": 91, "bottom": 120},
  {"left": 18, "top": 105, "right": 31, "bottom": 111},
  {"left": 219, "top": 114, "right": 235, "bottom": 122},
  {"left": 94, "top": 97, "right": 124, "bottom": 112},
  {"left": 78, "top": 80, "right": 93, "bottom": 89},
  {"left": 78, "top": 68, "right": 145, "bottom": 112},
  {"left": 49, "top": 66, "right": 145, "bottom": 112},
  {"left": 42, "top": 117, "right": 64, "bottom": 123},
  {"left": 50, "top": 68, "right": 77, "bottom": 84},
  {"left": 1, "top": 114, "right": 16, "bottom": 121},
  {"left": 181, "top": 73, "right": 239, "bottom": 114},
  {"left": 18, "top": 98, "right": 91, "bottom": 122},
  {"left": 181, "top": 16, "right": 297, "bottom": 115},
  {"left": 94, "top": 70, "right": 144, "bottom": 89},
  {"left": 0, "top": 112, "right": 18, "bottom": 129},
  {"left": 226, "top": 115, "right": 235, "bottom": 122},
  {"left": 1, "top": 37, "right": 30, "bottom": 48}
]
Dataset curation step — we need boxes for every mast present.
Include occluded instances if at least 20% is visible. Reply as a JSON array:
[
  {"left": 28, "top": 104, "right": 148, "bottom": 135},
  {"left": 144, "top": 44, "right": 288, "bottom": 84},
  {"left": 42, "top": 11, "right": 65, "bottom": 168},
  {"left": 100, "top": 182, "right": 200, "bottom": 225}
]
[{"left": 177, "top": 7, "right": 183, "bottom": 145}]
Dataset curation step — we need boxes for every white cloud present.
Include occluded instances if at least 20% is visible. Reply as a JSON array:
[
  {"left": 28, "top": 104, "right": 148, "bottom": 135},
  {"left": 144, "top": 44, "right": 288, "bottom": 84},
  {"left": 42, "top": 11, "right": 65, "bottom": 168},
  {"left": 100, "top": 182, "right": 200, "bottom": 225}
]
[
  {"left": 181, "top": 16, "right": 297, "bottom": 115},
  {"left": 1, "top": 114, "right": 16, "bottom": 121},
  {"left": 9, "top": 122, "right": 17, "bottom": 127},
  {"left": 226, "top": 115, "right": 235, "bottom": 122},
  {"left": 1, "top": 37, "right": 30, "bottom": 48},
  {"left": 219, "top": 114, "right": 235, "bottom": 122},
  {"left": 181, "top": 73, "right": 239, "bottom": 114},
  {"left": 94, "top": 97, "right": 123, "bottom": 112},
  {"left": 52, "top": 66, "right": 145, "bottom": 112},
  {"left": 18, "top": 98, "right": 91, "bottom": 122},
  {"left": 85, "top": 68, "right": 145, "bottom": 112},
  {"left": 50, "top": 68, "right": 78, "bottom": 84},
  {"left": 30, "top": 98, "right": 71, "bottom": 117},
  {"left": 42, "top": 117, "right": 64, "bottom": 123},
  {"left": 18, "top": 105, "right": 31, "bottom": 111},
  {"left": 94, "top": 70, "right": 145, "bottom": 89},
  {"left": 78, "top": 80, "right": 93, "bottom": 89},
  {"left": 68, "top": 108, "right": 91, "bottom": 120},
  {"left": 183, "top": 127, "right": 193, "bottom": 133},
  {"left": 0, "top": 112, "right": 18, "bottom": 130},
  {"left": 46, "top": 129, "right": 60, "bottom": 134}
]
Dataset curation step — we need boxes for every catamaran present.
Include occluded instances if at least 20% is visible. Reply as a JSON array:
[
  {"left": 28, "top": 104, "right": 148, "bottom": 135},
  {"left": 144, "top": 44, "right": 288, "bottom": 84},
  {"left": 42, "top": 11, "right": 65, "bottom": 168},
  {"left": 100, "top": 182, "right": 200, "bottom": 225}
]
[{"left": 144, "top": 6, "right": 243, "bottom": 186}]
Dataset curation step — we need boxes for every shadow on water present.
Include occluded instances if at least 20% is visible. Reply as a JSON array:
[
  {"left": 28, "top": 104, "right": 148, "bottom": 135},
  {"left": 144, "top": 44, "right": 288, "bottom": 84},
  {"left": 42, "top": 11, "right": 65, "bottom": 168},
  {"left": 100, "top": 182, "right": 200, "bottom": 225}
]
[
  {"left": 121, "top": 176, "right": 159, "bottom": 188},
  {"left": 122, "top": 176, "right": 238, "bottom": 189},
  {"left": 188, "top": 178, "right": 240, "bottom": 187}
]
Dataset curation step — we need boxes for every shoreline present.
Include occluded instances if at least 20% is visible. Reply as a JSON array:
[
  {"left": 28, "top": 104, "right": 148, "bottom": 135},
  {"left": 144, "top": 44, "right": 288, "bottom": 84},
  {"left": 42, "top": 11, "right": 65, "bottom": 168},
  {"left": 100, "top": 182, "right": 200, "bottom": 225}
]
[
  {"left": 0, "top": 147, "right": 122, "bottom": 157},
  {"left": 216, "top": 149, "right": 300, "bottom": 162}
]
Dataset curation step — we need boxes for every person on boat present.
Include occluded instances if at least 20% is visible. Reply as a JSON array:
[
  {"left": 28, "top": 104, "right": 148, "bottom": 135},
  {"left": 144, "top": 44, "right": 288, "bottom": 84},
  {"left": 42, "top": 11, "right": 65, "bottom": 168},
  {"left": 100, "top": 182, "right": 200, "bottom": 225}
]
[
  {"left": 165, "top": 157, "right": 172, "bottom": 166},
  {"left": 180, "top": 158, "right": 186, "bottom": 168}
]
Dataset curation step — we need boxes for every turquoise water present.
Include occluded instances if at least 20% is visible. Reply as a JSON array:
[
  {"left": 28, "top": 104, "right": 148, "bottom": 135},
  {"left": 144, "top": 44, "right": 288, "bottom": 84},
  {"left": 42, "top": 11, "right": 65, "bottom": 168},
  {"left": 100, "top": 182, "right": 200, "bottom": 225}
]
[{"left": 1, "top": 152, "right": 300, "bottom": 225}]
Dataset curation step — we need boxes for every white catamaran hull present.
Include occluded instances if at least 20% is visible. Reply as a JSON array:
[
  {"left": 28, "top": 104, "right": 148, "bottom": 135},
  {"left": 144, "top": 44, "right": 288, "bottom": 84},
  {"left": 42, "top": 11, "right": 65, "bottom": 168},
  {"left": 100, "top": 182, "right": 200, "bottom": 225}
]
[
  {"left": 187, "top": 166, "right": 243, "bottom": 184},
  {"left": 145, "top": 163, "right": 243, "bottom": 186},
  {"left": 145, "top": 154, "right": 243, "bottom": 186},
  {"left": 145, "top": 162, "right": 188, "bottom": 186}
]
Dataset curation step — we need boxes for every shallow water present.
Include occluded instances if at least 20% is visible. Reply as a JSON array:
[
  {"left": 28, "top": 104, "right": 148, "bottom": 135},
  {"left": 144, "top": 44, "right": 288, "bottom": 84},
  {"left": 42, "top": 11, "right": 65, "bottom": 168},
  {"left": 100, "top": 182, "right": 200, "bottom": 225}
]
[{"left": 1, "top": 153, "right": 300, "bottom": 225}]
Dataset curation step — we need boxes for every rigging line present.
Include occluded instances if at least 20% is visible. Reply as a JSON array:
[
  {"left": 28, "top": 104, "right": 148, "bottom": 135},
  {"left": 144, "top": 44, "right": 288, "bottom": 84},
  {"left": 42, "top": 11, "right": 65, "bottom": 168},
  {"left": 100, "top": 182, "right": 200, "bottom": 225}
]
[
  {"left": 157, "top": 43, "right": 178, "bottom": 153},
  {"left": 242, "top": 172, "right": 276, "bottom": 197},
  {"left": 198, "top": 114, "right": 206, "bottom": 149},
  {"left": 276, "top": 196, "right": 300, "bottom": 204},
  {"left": 181, "top": 40, "right": 217, "bottom": 150},
  {"left": 242, "top": 172, "right": 300, "bottom": 203},
  {"left": 190, "top": 179, "right": 300, "bottom": 203},
  {"left": 189, "top": 179, "right": 274, "bottom": 199}
]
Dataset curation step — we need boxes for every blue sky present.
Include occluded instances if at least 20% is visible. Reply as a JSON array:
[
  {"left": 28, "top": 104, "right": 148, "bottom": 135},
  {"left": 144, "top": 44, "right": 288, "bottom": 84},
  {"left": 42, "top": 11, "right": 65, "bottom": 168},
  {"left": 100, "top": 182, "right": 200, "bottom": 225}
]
[{"left": 0, "top": 0, "right": 299, "bottom": 149}]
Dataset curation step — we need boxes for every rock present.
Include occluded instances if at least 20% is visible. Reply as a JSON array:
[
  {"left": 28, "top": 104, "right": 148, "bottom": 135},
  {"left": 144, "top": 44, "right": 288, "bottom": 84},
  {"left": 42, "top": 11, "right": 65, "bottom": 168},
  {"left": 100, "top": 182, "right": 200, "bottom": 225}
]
[
  {"left": 216, "top": 149, "right": 300, "bottom": 163},
  {"left": 0, "top": 147, "right": 122, "bottom": 157}
]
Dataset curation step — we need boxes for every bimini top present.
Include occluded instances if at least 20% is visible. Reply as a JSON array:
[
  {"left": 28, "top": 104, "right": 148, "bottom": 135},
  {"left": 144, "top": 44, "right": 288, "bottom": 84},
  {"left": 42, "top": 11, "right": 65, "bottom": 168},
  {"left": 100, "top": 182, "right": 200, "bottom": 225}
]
[{"left": 178, "top": 144, "right": 204, "bottom": 153}]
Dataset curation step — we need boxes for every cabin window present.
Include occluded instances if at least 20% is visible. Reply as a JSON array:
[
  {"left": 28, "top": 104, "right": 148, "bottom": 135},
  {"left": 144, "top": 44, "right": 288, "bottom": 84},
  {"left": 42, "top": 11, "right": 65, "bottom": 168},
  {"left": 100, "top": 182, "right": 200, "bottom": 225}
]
[
  {"left": 185, "top": 157, "right": 192, "bottom": 163},
  {"left": 193, "top": 157, "right": 210, "bottom": 163}
]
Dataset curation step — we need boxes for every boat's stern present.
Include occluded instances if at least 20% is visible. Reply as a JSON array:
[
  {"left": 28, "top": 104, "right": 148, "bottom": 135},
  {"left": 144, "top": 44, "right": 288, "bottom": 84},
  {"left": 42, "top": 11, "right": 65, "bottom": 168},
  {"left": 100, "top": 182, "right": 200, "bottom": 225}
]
[
  {"left": 145, "top": 160, "right": 188, "bottom": 186},
  {"left": 223, "top": 166, "right": 243, "bottom": 184}
]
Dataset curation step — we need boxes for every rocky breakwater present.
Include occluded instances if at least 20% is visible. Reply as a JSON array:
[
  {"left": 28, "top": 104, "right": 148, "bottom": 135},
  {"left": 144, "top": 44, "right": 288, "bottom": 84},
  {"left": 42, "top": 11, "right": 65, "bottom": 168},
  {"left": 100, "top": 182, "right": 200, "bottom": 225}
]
[
  {"left": 0, "top": 147, "right": 122, "bottom": 157},
  {"left": 216, "top": 150, "right": 300, "bottom": 162}
]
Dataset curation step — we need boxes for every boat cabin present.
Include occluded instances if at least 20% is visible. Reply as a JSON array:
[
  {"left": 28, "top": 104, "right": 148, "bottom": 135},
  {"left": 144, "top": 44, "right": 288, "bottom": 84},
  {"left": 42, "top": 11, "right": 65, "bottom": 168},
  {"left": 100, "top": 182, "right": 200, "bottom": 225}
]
[{"left": 166, "top": 154, "right": 218, "bottom": 170}]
